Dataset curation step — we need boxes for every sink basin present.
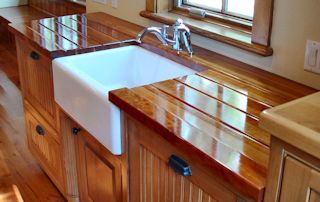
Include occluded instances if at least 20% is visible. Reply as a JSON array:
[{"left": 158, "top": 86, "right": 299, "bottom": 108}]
[{"left": 53, "top": 45, "right": 196, "bottom": 155}]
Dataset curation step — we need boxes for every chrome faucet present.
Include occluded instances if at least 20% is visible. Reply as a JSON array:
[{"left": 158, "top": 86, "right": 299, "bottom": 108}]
[{"left": 136, "top": 19, "right": 193, "bottom": 55}]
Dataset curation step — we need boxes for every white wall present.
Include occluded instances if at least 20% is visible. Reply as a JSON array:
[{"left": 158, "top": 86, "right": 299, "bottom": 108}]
[
  {"left": 0, "top": 0, "right": 28, "bottom": 8},
  {"left": 87, "top": 0, "right": 320, "bottom": 90}
]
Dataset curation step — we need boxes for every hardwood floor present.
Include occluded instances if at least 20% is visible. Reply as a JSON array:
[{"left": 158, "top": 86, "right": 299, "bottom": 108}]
[{"left": 0, "top": 39, "right": 65, "bottom": 201}]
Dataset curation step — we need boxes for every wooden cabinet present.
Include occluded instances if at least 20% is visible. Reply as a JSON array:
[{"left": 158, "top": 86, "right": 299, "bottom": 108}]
[
  {"left": 68, "top": 117, "right": 126, "bottom": 202},
  {"left": 280, "top": 157, "right": 320, "bottom": 201},
  {"left": 264, "top": 137, "right": 320, "bottom": 202},
  {"left": 16, "top": 38, "right": 69, "bottom": 198},
  {"left": 126, "top": 115, "right": 250, "bottom": 202},
  {"left": 16, "top": 38, "right": 58, "bottom": 129},
  {"left": 24, "top": 101, "right": 65, "bottom": 193}
]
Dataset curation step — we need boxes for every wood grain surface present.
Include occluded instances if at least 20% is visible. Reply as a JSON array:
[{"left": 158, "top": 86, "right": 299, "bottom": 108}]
[
  {"left": 8, "top": 12, "right": 317, "bottom": 201},
  {"left": 109, "top": 59, "right": 316, "bottom": 201},
  {"left": 8, "top": 13, "right": 140, "bottom": 58}
]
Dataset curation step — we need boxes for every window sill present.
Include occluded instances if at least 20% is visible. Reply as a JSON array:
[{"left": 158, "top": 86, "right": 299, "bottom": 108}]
[{"left": 140, "top": 11, "right": 273, "bottom": 56}]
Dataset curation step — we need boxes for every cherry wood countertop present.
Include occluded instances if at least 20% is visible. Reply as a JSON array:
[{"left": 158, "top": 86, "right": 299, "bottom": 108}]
[
  {"left": 8, "top": 12, "right": 141, "bottom": 58},
  {"left": 9, "top": 12, "right": 318, "bottom": 201}
]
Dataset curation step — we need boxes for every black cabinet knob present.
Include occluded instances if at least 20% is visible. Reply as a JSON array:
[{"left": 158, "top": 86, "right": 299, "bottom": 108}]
[
  {"left": 168, "top": 155, "right": 192, "bottom": 176},
  {"left": 30, "top": 51, "right": 40, "bottom": 60},
  {"left": 35, "top": 125, "right": 45, "bottom": 136},
  {"left": 72, "top": 127, "right": 81, "bottom": 135}
]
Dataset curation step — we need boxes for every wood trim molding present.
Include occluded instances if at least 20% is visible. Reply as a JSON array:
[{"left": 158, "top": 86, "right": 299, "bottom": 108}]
[
  {"left": 146, "top": 0, "right": 156, "bottom": 12},
  {"left": 252, "top": 0, "right": 274, "bottom": 46},
  {"left": 140, "top": 11, "right": 273, "bottom": 56},
  {"left": 144, "top": 0, "right": 274, "bottom": 56}
]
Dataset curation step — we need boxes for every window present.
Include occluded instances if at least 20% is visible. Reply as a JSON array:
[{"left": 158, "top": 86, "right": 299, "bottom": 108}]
[
  {"left": 142, "top": 0, "right": 274, "bottom": 56},
  {"left": 182, "top": 0, "right": 255, "bottom": 20}
]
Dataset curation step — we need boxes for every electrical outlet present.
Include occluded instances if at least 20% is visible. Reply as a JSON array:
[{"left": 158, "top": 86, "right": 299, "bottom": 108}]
[
  {"left": 93, "top": 0, "right": 107, "bottom": 5},
  {"left": 112, "top": 0, "right": 118, "bottom": 8},
  {"left": 304, "top": 40, "right": 320, "bottom": 74}
]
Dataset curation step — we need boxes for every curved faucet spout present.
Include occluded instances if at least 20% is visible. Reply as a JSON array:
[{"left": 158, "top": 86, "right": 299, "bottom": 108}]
[
  {"left": 135, "top": 19, "right": 193, "bottom": 56},
  {"left": 136, "top": 27, "right": 169, "bottom": 45}
]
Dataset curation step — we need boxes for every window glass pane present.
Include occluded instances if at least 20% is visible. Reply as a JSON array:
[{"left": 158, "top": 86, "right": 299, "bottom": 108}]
[
  {"left": 186, "top": 0, "right": 222, "bottom": 10},
  {"left": 227, "top": 0, "right": 255, "bottom": 18}
]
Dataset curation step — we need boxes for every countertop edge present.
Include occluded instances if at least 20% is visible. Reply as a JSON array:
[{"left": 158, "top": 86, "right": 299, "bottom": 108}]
[
  {"left": 259, "top": 92, "right": 320, "bottom": 159},
  {"left": 8, "top": 24, "right": 62, "bottom": 58},
  {"left": 8, "top": 22, "right": 139, "bottom": 59}
]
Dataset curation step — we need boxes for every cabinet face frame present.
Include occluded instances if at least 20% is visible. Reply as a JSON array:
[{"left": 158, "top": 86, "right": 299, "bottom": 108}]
[
  {"left": 264, "top": 137, "right": 320, "bottom": 202},
  {"left": 59, "top": 111, "right": 80, "bottom": 201}
]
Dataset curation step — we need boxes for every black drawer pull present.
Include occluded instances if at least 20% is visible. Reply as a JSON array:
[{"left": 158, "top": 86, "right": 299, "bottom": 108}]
[
  {"left": 168, "top": 155, "right": 192, "bottom": 176},
  {"left": 35, "top": 125, "right": 45, "bottom": 136},
  {"left": 72, "top": 127, "right": 81, "bottom": 135},
  {"left": 30, "top": 51, "right": 40, "bottom": 60}
]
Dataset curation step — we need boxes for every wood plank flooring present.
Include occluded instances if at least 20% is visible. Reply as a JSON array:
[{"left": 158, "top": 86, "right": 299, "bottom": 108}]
[{"left": 0, "top": 38, "right": 65, "bottom": 201}]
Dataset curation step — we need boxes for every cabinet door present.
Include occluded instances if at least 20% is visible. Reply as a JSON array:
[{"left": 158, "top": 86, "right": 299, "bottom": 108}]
[
  {"left": 16, "top": 39, "right": 57, "bottom": 129},
  {"left": 24, "top": 103, "right": 65, "bottom": 192},
  {"left": 280, "top": 157, "right": 320, "bottom": 202},
  {"left": 76, "top": 129, "right": 123, "bottom": 202},
  {"left": 127, "top": 117, "right": 243, "bottom": 202}
]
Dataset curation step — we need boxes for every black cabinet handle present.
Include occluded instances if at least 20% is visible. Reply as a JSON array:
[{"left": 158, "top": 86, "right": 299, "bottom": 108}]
[
  {"left": 168, "top": 155, "right": 192, "bottom": 176},
  {"left": 35, "top": 125, "right": 45, "bottom": 136},
  {"left": 72, "top": 127, "right": 81, "bottom": 135},
  {"left": 30, "top": 51, "right": 40, "bottom": 60}
]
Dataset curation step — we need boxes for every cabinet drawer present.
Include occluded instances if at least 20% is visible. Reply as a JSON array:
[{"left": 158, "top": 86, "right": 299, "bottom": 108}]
[
  {"left": 16, "top": 39, "right": 58, "bottom": 129},
  {"left": 25, "top": 104, "right": 65, "bottom": 192},
  {"left": 127, "top": 116, "right": 248, "bottom": 202}
]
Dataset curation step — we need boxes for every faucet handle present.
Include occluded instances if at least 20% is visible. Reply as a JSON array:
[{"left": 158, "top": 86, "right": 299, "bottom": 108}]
[
  {"left": 162, "top": 25, "right": 169, "bottom": 38},
  {"left": 173, "top": 18, "right": 190, "bottom": 33},
  {"left": 175, "top": 18, "right": 184, "bottom": 26}
]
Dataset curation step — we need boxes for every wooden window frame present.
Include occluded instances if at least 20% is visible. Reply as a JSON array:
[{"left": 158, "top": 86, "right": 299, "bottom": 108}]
[{"left": 142, "top": 0, "right": 274, "bottom": 56}]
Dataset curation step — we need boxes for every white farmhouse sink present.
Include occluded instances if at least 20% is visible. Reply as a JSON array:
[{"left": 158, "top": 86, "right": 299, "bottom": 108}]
[{"left": 53, "top": 45, "right": 196, "bottom": 155}]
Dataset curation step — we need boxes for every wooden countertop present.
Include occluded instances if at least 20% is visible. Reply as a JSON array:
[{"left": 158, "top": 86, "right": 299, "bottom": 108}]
[
  {"left": 8, "top": 12, "right": 142, "bottom": 58},
  {"left": 108, "top": 66, "right": 315, "bottom": 201},
  {"left": 9, "top": 12, "right": 318, "bottom": 201},
  {"left": 260, "top": 92, "right": 320, "bottom": 159},
  {"left": 0, "top": 6, "right": 52, "bottom": 24}
]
